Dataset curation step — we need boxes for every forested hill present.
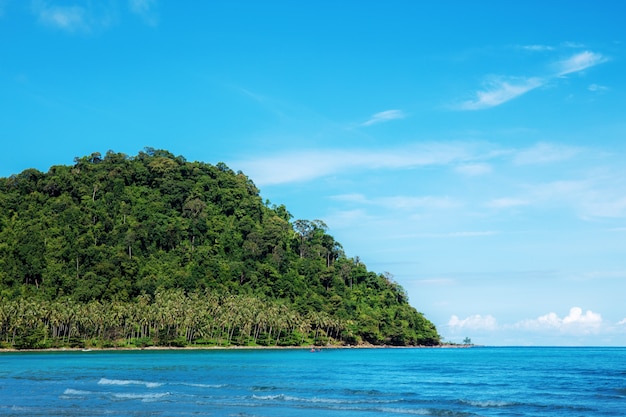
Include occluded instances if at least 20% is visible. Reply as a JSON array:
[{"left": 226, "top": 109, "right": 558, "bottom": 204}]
[{"left": 0, "top": 148, "right": 440, "bottom": 349}]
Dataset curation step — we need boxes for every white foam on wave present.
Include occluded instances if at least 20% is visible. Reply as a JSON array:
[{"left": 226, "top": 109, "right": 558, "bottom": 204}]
[
  {"left": 251, "top": 394, "right": 399, "bottom": 406},
  {"left": 113, "top": 392, "right": 171, "bottom": 402},
  {"left": 377, "top": 407, "right": 433, "bottom": 415},
  {"left": 252, "top": 394, "right": 288, "bottom": 401},
  {"left": 461, "top": 399, "right": 515, "bottom": 407},
  {"left": 183, "top": 382, "right": 227, "bottom": 389},
  {"left": 98, "top": 378, "right": 163, "bottom": 388},
  {"left": 62, "top": 388, "right": 93, "bottom": 396}
]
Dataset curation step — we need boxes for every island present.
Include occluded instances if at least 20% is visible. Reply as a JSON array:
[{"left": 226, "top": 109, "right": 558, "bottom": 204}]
[{"left": 0, "top": 149, "right": 440, "bottom": 350}]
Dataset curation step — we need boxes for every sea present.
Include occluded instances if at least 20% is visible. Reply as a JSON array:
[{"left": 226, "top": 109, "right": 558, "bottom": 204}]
[{"left": 0, "top": 347, "right": 624, "bottom": 416}]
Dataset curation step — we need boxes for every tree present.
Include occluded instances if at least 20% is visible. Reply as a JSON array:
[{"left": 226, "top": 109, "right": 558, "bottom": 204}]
[{"left": 0, "top": 149, "right": 441, "bottom": 348}]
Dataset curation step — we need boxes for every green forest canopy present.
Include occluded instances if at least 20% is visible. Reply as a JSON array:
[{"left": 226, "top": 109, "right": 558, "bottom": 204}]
[{"left": 0, "top": 148, "right": 440, "bottom": 349}]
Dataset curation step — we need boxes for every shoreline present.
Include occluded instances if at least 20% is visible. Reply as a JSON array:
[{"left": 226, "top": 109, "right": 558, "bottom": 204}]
[{"left": 0, "top": 344, "right": 471, "bottom": 353}]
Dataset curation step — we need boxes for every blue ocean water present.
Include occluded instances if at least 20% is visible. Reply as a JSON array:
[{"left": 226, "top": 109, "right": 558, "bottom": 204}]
[{"left": 0, "top": 347, "right": 624, "bottom": 416}]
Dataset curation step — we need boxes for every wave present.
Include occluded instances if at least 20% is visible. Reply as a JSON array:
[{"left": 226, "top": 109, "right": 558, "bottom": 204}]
[
  {"left": 62, "top": 388, "right": 94, "bottom": 396},
  {"left": 252, "top": 393, "right": 347, "bottom": 403},
  {"left": 98, "top": 378, "right": 163, "bottom": 388},
  {"left": 249, "top": 397, "right": 469, "bottom": 416},
  {"left": 252, "top": 393, "right": 406, "bottom": 406},
  {"left": 341, "top": 388, "right": 386, "bottom": 396},
  {"left": 459, "top": 399, "right": 517, "bottom": 408},
  {"left": 62, "top": 385, "right": 172, "bottom": 403},
  {"left": 182, "top": 382, "right": 227, "bottom": 389},
  {"left": 113, "top": 392, "right": 171, "bottom": 402},
  {"left": 375, "top": 407, "right": 465, "bottom": 416},
  {"left": 252, "top": 385, "right": 281, "bottom": 392}
]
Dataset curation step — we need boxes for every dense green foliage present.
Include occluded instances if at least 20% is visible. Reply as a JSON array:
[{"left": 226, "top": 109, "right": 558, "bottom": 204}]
[{"left": 0, "top": 149, "right": 440, "bottom": 349}]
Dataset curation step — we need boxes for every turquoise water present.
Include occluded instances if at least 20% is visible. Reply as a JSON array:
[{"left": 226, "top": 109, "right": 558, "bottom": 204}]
[{"left": 0, "top": 347, "right": 624, "bottom": 416}]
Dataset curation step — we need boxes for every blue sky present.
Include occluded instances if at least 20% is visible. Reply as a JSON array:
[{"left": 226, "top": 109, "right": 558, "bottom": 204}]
[{"left": 1, "top": 1, "right": 625, "bottom": 346}]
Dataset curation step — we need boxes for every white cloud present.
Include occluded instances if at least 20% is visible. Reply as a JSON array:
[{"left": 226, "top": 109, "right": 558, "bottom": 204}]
[
  {"left": 445, "top": 308, "right": 610, "bottom": 344},
  {"left": 520, "top": 44, "right": 555, "bottom": 52},
  {"left": 556, "top": 51, "right": 608, "bottom": 77},
  {"left": 324, "top": 208, "right": 372, "bottom": 227},
  {"left": 361, "top": 109, "right": 406, "bottom": 127},
  {"left": 571, "top": 269, "right": 626, "bottom": 281},
  {"left": 129, "top": 0, "right": 154, "bottom": 13},
  {"left": 448, "top": 314, "right": 498, "bottom": 331},
  {"left": 456, "top": 50, "right": 609, "bottom": 111},
  {"left": 581, "top": 196, "right": 626, "bottom": 218},
  {"left": 563, "top": 307, "right": 601, "bottom": 325},
  {"left": 531, "top": 179, "right": 587, "bottom": 195},
  {"left": 513, "top": 142, "right": 581, "bottom": 165},
  {"left": 458, "top": 76, "right": 544, "bottom": 110},
  {"left": 129, "top": 0, "right": 158, "bottom": 26},
  {"left": 332, "top": 193, "right": 460, "bottom": 212},
  {"left": 525, "top": 178, "right": 626, "bottom": 219},
  {"left": 33, "top": 1, "right": 87, "bottom": 32},
  {"left": 330, "top": 193, "right": 368, "bottom": 203},
  {"left": 588, "top": 83, "right": 609, "bottom": 92},
  {"left": 524, "top": 179, "right": 588, "bottom": 204},
  {"left": 455, "top": 163, "right": 492, "bottom": 176},
  {"left": 31, "top": 1, "right": 117, "bottom": 32},
  {"left": 562, "top": 41, "right": 586, "bottom": 48},
  {"left": 516, "top": 307, "right": 602, "bottom": 334},
  {"left": 486, "top": 198, "right": 529, "bottom": 209},
  {"left": 236, "top": 140, "right": 626, "bottom": 222},
  {"left": 416, "top": 278, "right": 456, "bottom": 286},
  {"left": 618, "top": 318, "right": 626, "bottom": 326},
  {"left": 444, "top": 231, "right": 496, "bottom": 237},
  {"left": 235, "top": 142, "right": 480, "bottom": 185},
  {"left": 403, "top": 231, "right": 497, "bottom": 239},
  {"left": 377, "top": 196, "right": 459, "bottom": 210}
]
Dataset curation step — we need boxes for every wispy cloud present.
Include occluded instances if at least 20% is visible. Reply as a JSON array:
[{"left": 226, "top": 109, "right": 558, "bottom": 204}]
[
  {"left": 556, "top": 51, "right": 608, "bottom": 76},
  {"left": 513, "top": 142, "right": 581, "bottom": 165},
  {"left": 331, "top": 193, "right": 369, "bottom": 203},
  {"left": 448, "top": 314, "right": 498, "bottom": 331},
  {"left": 30, "top": 1, "right": 159, "bottom": 32},
  {"left": 415, "top": 278, "right": 457, "bottom": 286},
  {"left": 361, "top": 109, "right": 406, "bottom": 126},
  {"left": 520, "top": 44, "right": 555, "bottom": 52},
  {"left": 331, "top": 193, "right": 461, "bottom": 212},
  {"left": 562, "top": 41, "right": 586, "bottom": 48},
  {"left": 129, "top": 0, "right": 158, "bottom": 26},
  {"left": 581, "top": 196, "right": 626, "bottom": 218},
  {"left": 31, "top": 0, "right": 118, "bottom": 32},
  {"left": 32, "top": 1, "right": 88, "bottom": 32},
  {"left": 377, "top": 196, "right": 459, "bottom": 210},
  {"left": 236, "top": 139, "right": 626, "bottom": 223},
  {"left": 455, "top": 163, "right": 492, "bottom": 176},
  {"left": 324, "top": 208, "right": 372, "bottom": 226},
  {"left": 588, "top": 83, "right": 609, "bottom": 92},
  {"left": 458, "top": 76, "right": 544, "bottom": 110},
  {"left": 235, "top": 142, "right": 481, "bottom": 185},
  {"left": 410, "top": 231, "right": 497, "bottom": 238},
  {"left": 457, "top": 50, "right": 609, "bottom": 111},
  {"left": 526, "top": 178, "right": 626, "bottom": 219},
  {"left": 486, "top": 198, "right": 529, "bottom": 209}
]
